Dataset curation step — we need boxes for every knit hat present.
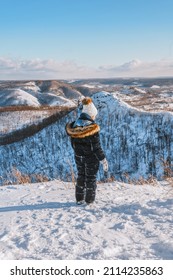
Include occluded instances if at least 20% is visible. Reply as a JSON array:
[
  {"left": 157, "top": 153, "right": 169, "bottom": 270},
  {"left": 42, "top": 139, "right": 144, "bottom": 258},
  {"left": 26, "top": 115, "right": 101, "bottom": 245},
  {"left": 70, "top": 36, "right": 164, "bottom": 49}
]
[{"left": 81, "top": 97, "right": 98, "bottom": 119}]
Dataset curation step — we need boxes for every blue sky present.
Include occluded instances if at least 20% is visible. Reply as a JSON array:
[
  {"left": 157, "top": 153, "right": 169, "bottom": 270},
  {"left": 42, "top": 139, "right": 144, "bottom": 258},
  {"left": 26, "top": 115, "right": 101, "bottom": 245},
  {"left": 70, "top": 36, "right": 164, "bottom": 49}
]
[{"left": 0, "top": 0, "right": 173, "bottom": 79}]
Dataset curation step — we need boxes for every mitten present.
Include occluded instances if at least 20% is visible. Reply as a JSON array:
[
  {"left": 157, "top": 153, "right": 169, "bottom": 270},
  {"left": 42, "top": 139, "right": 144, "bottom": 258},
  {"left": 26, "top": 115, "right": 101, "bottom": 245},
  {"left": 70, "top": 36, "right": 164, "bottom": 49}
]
[{"left": 101, "top": 158, "right": 108, "bottom": 172}]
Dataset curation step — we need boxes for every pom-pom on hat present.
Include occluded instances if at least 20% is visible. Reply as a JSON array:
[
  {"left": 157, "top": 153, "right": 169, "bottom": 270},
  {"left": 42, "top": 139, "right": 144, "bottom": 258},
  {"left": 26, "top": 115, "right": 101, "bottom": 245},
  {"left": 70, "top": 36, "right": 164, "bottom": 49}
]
[{"left": 81, "top": 97, "right": 98, "bottom": 119}]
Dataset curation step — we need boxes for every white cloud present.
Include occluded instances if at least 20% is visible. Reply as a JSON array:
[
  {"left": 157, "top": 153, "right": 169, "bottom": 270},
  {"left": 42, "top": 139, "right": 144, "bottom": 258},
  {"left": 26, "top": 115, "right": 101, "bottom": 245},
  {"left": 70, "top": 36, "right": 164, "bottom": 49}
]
[
  {"left": 0, "top": 57, "right": 173, "bottom": 80},
  {"left": 99, "top": 59, "right": 173, "bottom": 77},
  {"left": 0, "top": 57, "right": 98, "bottom": 79}
]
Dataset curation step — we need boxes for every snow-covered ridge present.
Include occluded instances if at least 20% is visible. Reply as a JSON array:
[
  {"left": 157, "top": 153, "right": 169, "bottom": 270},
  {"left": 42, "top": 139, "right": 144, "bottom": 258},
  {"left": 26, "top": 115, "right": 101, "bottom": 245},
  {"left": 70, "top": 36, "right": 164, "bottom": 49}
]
[
  {"left": 22, "top": 81, "right": 41, "bottom": 92},
  {"left": 0, "top": 91, "right": 173, "bottom": 185},
  {"left": 0, "top": 88, "right": 40, "bottom": 107},
  {"left": 94, "top": 90, "right": 173, "bottom": 116},
  {"left": 0, "top": 80, "right": 82, "bottom": 108},
  {"left": 93, "top": 91, "right": 173, "bottom": 180},
  {"left": 1, "top": 79, "right": 173, "bottom": 113}
]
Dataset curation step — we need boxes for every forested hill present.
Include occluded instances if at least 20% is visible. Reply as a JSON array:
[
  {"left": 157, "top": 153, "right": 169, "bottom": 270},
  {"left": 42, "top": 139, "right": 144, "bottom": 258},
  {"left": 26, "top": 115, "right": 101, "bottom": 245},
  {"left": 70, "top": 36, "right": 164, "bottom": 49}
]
[{"left": 0, "top": 91, "right": 173, "bottom": 185}]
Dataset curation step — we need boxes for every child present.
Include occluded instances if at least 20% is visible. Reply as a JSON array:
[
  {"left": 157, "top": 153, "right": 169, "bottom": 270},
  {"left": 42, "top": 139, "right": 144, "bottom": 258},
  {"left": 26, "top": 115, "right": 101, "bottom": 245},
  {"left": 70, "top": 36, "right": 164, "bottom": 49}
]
[{"left": 66, "top": 97, "right": 108, "bottom": 204}]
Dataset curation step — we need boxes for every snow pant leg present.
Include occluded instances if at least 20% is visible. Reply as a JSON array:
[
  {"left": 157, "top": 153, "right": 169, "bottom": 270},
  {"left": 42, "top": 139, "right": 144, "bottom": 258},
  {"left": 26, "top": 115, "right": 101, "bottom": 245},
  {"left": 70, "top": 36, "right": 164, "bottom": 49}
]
[
  {"left": 75, "top": 155, "right": 86, "bottom": 202},
  {"left": 85, "top": 158, "right": 99, "bottom": 203}
]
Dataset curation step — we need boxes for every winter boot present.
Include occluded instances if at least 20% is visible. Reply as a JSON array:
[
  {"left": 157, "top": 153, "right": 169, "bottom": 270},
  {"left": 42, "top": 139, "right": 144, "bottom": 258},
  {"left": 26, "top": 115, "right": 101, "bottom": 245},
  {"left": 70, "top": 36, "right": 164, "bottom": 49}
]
[
  {"left": 75, "top": 185, "right": 85, "bottom": 204},
  {"left": 85, "top": 189, "right": 95, "bottom": 204}
]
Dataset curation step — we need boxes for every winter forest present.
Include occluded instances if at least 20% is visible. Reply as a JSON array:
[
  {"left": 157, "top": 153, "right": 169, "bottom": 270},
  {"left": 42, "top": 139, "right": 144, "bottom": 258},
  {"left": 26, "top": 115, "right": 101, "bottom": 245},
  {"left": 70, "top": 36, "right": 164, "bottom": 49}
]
[{"left": 0, "top": 79, "right": 173, "bottom": 185}]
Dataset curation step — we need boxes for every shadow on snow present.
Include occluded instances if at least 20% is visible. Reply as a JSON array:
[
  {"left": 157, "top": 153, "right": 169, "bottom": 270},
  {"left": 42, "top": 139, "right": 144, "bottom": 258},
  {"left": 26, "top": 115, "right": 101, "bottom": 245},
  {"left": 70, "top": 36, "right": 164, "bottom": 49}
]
[{"left": 0, "top": 201, "right": 76, "bottom": 212}]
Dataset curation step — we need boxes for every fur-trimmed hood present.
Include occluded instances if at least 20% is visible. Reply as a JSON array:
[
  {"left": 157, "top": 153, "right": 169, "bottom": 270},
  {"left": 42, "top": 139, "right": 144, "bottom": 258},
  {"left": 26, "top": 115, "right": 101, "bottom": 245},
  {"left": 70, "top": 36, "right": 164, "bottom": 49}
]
[{"left": 66, "top": 122, "right": 100, "bottom": 138}]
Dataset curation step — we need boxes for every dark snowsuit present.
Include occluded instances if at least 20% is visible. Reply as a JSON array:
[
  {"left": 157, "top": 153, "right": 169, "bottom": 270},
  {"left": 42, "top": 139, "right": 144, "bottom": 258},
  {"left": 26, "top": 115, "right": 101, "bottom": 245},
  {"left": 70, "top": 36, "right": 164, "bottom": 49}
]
[{"left": 66, "top": 114, "right": 105, "bottom": 203}]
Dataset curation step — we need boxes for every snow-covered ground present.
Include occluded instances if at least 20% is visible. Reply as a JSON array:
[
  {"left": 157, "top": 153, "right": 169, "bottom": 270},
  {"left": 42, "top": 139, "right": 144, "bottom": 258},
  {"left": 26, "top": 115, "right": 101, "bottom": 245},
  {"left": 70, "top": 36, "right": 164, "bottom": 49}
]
[{"left": 0, "top": 179, "right": 173, "bottom": 260}]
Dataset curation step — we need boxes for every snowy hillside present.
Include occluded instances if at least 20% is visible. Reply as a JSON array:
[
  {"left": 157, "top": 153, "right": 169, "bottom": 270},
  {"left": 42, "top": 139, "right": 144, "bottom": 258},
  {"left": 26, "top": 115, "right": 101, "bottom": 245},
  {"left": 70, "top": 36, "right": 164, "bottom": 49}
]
[
  {"left": 93, "top": 91, "right": 173, "bottom": 180},
  {"left": 0, "top": 91, "right": 173, "bottom": 185},
  {"left": 0, "top": 109, "right": 59, "bottom": 135},
  {"left": 1, "top": 78, "right": 173, "bottom": 112},
  {"left": 0, "top": 88, "right": 40, "bottom": 107},
  {"left": 0, "top": 80, "right": 81, "bottom": 108},
  {"left": 0, "top": 179, "right": 172, "bottom": 260}
]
